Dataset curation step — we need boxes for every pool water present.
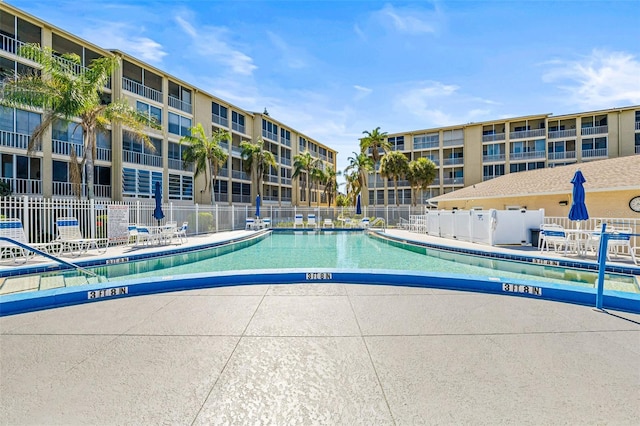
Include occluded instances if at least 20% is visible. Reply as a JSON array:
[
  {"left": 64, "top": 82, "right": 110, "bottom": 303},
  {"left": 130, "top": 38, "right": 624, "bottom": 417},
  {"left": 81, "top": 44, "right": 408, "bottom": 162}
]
[{"left": 81, "top": 232, "right": 636, "bottom": 293}]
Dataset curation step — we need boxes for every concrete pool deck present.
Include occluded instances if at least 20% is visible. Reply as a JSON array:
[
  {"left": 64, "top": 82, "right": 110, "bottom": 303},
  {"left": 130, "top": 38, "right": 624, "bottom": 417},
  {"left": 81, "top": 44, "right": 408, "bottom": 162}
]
[{"left": 1, "top": 229, "right": 639, "bottom": 424}]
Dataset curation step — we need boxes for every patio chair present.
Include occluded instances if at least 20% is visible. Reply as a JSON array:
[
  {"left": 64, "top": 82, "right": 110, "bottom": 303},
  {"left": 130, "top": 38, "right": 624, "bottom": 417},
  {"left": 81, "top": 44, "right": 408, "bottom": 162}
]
[
  {"left": 539, "top": 224, "right": 569, "bottom": 254},
  {"left": 0, "top": 218, "right": 61, "bottom": 263},
  {"left": 56, "top": 217, "right": 108, "bottom": 256},
  {"left": 360, "top": 217, "right": 370, "bottom": 228},
  {"left": 172, "top": 222, "right": 188, "bottom": 244},
  {"left": 322, "top": 218, "right": 334, "bottom": 228},
  {"left": 293, "top": 214, "right": 304, "bottom": 228},
  {"left": 307, "top": 214, "right": 317, "bottom": 228},
  {"left": 246, "top": 217, "right": 256, "bottom": 230},
  {"left": 261, "top": 218, "right": 271, "bottom": 228},
  {"left": 606, "top": 228, "right": 636, "bottom": 264},
  {"left": 134, "top": 225, "right": 157, "bottom": 246}
]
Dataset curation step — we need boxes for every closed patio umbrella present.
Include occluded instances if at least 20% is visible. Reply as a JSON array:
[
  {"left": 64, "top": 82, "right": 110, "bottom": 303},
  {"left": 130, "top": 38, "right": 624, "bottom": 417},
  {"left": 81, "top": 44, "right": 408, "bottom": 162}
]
[
  {"left": 568, "top": 169, "right": 589, "bottom": 225},
  {"left": 153, "top": 181, "right": 165, "bottom": 226},
  {"left": 356, "top": 194, "right": 362, "bottom": 216},
  {"left": 256, "top": 194, "right": 261, "bottom": 218}
]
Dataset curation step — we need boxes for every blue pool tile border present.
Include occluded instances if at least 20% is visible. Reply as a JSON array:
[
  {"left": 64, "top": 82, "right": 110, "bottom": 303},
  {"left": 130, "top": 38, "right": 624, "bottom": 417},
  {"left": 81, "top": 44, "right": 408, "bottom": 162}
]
[
  {"left": 370, "top": 231, "right": 640, "bottom": 276},
  {"left": 1, "top": 269, "right": 639, "bottom": 317}
]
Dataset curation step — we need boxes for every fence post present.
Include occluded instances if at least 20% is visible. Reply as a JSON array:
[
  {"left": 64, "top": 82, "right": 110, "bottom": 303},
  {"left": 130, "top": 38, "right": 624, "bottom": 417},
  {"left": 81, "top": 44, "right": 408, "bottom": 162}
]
[
  {"left": 22, "top": 195, "right": 29, "bottom": 239},
  {"left": 195, "top": 204, "right": 200, "bottom": 234},
  {"left": 136, "top": 200, "right": 140, "bottom": 225},
  {"left": 170, "top": 202, "right": 174, "bottom": 222},
  {"left": 215, "top": 204, "right": 219, "bottom": 233},
  {"left": 230, "top": 205, "right": 234, "bottom": 231},
  {"left": 90, "top": 198, "right": 96, "bottom": 239}
]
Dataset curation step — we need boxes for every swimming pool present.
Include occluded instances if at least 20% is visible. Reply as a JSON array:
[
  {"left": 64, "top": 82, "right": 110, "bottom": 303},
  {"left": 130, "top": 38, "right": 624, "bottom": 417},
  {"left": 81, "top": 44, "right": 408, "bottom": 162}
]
[{"left": 1, "top": 230, "right": 638, "bottom": 315}]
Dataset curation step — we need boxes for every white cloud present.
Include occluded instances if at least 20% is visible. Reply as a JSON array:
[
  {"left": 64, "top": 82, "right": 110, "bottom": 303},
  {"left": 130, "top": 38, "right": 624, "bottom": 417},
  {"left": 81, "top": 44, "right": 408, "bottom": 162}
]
[
  {"left": 542, "top": 49, "right": 640, "bottom": 109},
  {"left": 353, "top": 85, "right": 373, "bottom": 100},
  {"left": 175, "top": 15, "right": 257, "bottom": 76},
  {"left": 370, "top": 3, "right": 441, "bottom": 35},
  {"left": 266, "top": 31, "right": 308, "bottom": 69},
  {"left": 82, "top": 23, "right": 167, "bottom": 64}
]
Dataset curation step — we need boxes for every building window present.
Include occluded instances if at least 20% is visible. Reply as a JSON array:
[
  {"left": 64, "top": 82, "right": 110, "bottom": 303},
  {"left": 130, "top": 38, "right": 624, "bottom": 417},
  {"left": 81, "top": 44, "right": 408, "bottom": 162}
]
[
  {"left": 230, "top": 111, "right": 245, "bottom": 133},
  {"left": 262, "top": 119, "right": 278, "bottom": 141},
  {"left": 280, "top": 128, "right": 291, "bottom": 146},
  {"left": 509, "top": 162, "right": 544, "bottom": 173},
  {"left": 212, "top": 102, "right": 228, "bottom": 127},
  {"left": 136, "top": 101, "right": 162, "bottom": 125},
  {"left": 414, "top": 133, "right": 439, "bottom": 150},
  {"left": 168, "top": 173, "right": 193, "bottom": 200},
  {"left": 122, "top": 168, "right": 162, "bottom": 197},
  {"left": 168, "top": 112, "right": 191, "bottom": 136},
  {"left": 299, "top": 136, "right": 307, "bottom": 151},
  {"left": 388, "top": 136, "right": 404, "bottom": 151}
]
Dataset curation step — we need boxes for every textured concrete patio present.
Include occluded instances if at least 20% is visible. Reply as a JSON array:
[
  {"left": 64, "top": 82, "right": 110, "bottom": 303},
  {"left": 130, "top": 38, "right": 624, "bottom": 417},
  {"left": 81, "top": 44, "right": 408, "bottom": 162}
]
[{"left": 1, "top": 282, "right": 639, "bottom": 425}]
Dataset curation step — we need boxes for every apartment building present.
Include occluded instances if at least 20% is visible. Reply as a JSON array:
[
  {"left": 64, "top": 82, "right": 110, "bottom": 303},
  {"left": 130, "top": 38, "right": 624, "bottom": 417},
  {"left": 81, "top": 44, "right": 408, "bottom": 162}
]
[
  {"left": 366, "top": 106, "right": 640, "bottom": 206},
  {"left": 0, "top": 4, "right": 337, "bottom": 206}
]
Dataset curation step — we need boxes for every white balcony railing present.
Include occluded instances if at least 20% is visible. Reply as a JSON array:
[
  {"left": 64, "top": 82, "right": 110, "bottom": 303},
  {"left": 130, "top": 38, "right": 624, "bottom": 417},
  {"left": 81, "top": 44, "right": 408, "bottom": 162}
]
[
  {"left": 169, "top": 96, "right": 192, "bottom": 114},
  {"left": 96, "top": 147, "right": 112, "bottom": 162},
  {"left": 281, "top": 137, "right": 291, "bottom": 147},
  {"left": 0, "top": 130, "right": 37, "bottom": 151},
  {"left": 442, "top": 177, "right": 464, "bottom": 185},
  {"left": 0, "top": 34, "right": 26, "bottom": 55},
  {"left": 122, "top": 77, "right": 163, "bottom": 103},
  {"left": 231, "top": 146, "right": 242, "bottom": 156},
  {"left": 232, "top": 122, "right": 246, "bottom": 134},
  {"left": 414, "top": 141, "right": 439, "bottom": 150},
  {"left": 635, "top": 121, "right": 640, "bottom": 130},
  {"left": 0, "top": 177, "right": 41, "bottom": 195},
  {"left": 442, "top": 157, "right": 464, "bottom": 166},
  {"left": 212, "top": 114, "right": 228, "bottom": 127},
  {"left": 168, "top": 158, "right": 194, "bottom": 172},
  {"left": 581, "top": 125, "right": 608, "bottom": 136},
  {"left": 509, "top": 150, "right": 546, "bottom": 160},
  {"left": 232, "top": 170, "right": 250, "bottom": 180},
  {"left": 262, "top": 130, "right": 278, "bottom": 141},
  {"left": 52, "top": 139, "right": 84, "bottom": 157},
  {"left": 548, "top": 151, "right": 576, "bottom": 161},
  {"left": 443, "top": 138, "right": 464, "bottom": 147},
  {"left": 509, "top": 128, "right": 546, "bottom": 140},
  {"left": 482, "top": 133, "right": 506, "bottom": 142},
  {"left": 482, "top": 154, "right": 505, "bottom": 162},
  {"left": 548, "top": 129, "right": 576, "bottom": 139},
  {"left": 582, "top": 148, "right": 608, "bottom": 158},
  {"left": 122, "top": 150, "right": 163, "bottom": 167}
]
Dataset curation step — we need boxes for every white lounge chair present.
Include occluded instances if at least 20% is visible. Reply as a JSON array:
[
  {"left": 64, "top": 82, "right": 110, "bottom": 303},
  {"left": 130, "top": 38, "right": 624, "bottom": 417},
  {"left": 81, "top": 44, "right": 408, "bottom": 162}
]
[
  {"left": 246, "top": 217, "right": 256, "bottom": 230},
  {"left": 322, "top": 218, "right": 334, "bottom": 228},
  {"left": 172, "top": 222, "right": 188, "bottom": 244},
  {"left": 261, "top": 218, "right": 271, "bottom": 228},
  {"left": 307, "top": 214, "right": 317, "bottom": 228},
  {"left": 360, "top": 217, "right": 370, "bottom": 228},
  {"left": 56, "top": 217, "right": 108, "bottom": 256},
  {"left": 539, "top": 224, "right": 570, "bottom": 254},
  {"left": 293, "top": 214, "right": 304, "bottom": 228},
  {"left": 0, "top": 218, "right": 61, "bottom": 263},
  {"left": 606, "top": 228, "right": 636, "bottom": 263}
]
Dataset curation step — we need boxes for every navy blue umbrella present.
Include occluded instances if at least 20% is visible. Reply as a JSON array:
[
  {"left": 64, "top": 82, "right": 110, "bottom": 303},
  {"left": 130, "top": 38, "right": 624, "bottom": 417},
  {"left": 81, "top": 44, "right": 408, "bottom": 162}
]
[
  {"left": 255, "top": 194, "right": 261, "bottom": 218},
  {"left": 356, "top": 194, "right": 362, "bottom": 215},
  {"left": 568, "top": 170, "right": 588, "bottom": 222},
  {"left": 153, "top": 181, "right": 165, "bottom": 225}
]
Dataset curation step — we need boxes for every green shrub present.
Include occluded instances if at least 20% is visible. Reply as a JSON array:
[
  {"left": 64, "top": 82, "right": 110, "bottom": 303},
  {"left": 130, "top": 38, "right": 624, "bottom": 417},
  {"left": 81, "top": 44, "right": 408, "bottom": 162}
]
[
  {"left": 96, "top": 214, "right": 108, "bottom": 239},
  {"left": 186, "top": 212, "right": 215, "bottom": 233}
]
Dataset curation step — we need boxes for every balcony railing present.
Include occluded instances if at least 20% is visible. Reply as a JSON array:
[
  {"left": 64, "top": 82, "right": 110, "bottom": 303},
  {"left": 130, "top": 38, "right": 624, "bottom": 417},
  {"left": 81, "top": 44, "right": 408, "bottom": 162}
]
[
  {"left": 443, "top": 138, "right": 464, "bottom": 147},
  {"left": 482, "top": 133, "right": 506, "bottom": 142},
  {"left": 231, "top": 145, "right": 242, "bottom": 156},
  {"left": 0, "top": 130, "right": 37, "bottom": 151},
  {"left": 122, "top": 150, "right": 162, "bottom": 167},
  {"left": 0, "top": 34, "right": 26, "bottom": 55},
  {"left": 51, "top": 182, "right": 110, "bottom": 198},
  {"left": 548, "top": 151, "right": 576, "bottom": 161},
  {"left": 96, "top": 147, "right": 112, "bottom": 162},
  {"left": 442, "top": 157, "right": 464, "bottom": 166},
  {"left": 429, "top": 178, "right": 440, "bottom": 186},
  {"left": 212, "top": 114, "right": 228, "bottom": 127},
  {"left": 509, "top": 128, "right": 546, "bottom": 140},
  {"left": 442, "top": 177, "right": 464, "bottom": 185},
  {"left": 581, "top": 125, "right": 608, "bottom": 136},
  {"left": 281, "top": 158, "right": 291, "bottom": 166},
  {"left": 548, "top": 129, "right": 576, "bottom": 139},
  {"left": 232, "top": 170, "right": 250, "bottom": 180},
  {"left": 52, "top": 139, "right": 84, "bottom": 157},
  {"left": 635, "top": 121, "right": 640, "bottom": 131},
  {"left": 232, "top": 122, "right": 246, "bottom": 134},
  {"left": 414, "top": 140, "right": 439, "bottom": 150},
  {"left": 483, "top": 175, "right": 499, "bottom": 181},
  {"left": 482, "top": 154, "right": 505, "bottom": 162},
  {"left": 281, "top": 177, "right": 292, "bottom": 185},
  {"left": 262, "top": 130, "right": 278, "bottom": 141},
  {"left": 582, "top": 148, "right": 608, "bottom": 158},
  {"left": 0, "top": 177, "right": 41, "bottom": 195},
  {"left": 122, "top": 77, "right": 163, "bottom": 103},
  {"left": 267, "top": 175, "right": 279, "bottom": 183},
  {"left": 169, "top": 96, "right": 192, "bottom": 114},
  {"left": 232, "top": 194, "right": 251, "bottom": 203},
  {"left": 218, "top": 168, "right": 229, "bottom": 177},
  {"left": 636, "top": 145, "right": 640, "bottom": 154},
  {"left": 219, "top": 141, "right": 229, "bottom": 151},
  {"left": 509, "top": 150, "right": 546, "bottom": 160},
  {"left": 168, "top": 158, "right": 194, "bottom": 172}
]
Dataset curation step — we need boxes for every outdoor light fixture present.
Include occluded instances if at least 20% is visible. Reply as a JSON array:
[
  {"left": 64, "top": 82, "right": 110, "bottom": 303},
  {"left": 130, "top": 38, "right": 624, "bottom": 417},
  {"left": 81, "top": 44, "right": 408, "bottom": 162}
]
[{"left": 559, "top": 200, "right": 568, "bottom": 206}]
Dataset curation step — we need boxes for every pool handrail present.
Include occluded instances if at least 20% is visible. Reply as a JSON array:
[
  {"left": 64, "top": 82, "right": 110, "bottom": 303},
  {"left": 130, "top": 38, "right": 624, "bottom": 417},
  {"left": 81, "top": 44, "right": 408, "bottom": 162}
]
[{"left": 0, "top": 236, "right": 99, "bottom": 279}]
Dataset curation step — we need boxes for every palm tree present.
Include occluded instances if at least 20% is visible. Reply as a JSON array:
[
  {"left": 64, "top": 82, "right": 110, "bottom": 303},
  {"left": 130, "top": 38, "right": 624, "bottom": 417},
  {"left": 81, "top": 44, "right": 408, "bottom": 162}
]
[
  {"left": 180, "top": 123, "right": 229, "bottom": 205},
  {"left": 360, "top": 127, "right": 391, "bottom": 206},
  {"left": 345, "top": 151, "right": 373, "bottom": 204},
  {"left": 240, "top": 137, "right": 276, "bottom": 199},
  {"left": 0, "top": 44, "right": 156, "bottom": 199},
  {"left": 292, "top": 151, "right": 318, "bottom": 207},
  {"left": 322, "top": 165, "right": 338, "bottom": 207},
  {"left": 407, "top": 157, "right": 437, "bottom": 206},
  {"left": 380, "top": 151, "right": 409, "bottom": 206}
]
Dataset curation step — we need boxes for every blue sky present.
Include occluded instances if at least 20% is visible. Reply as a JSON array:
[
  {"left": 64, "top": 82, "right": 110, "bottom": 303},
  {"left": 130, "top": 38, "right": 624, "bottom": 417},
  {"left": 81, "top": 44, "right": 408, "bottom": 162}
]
[{"left": 9, "top": 0, "right": 640, "bottom": 177}]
